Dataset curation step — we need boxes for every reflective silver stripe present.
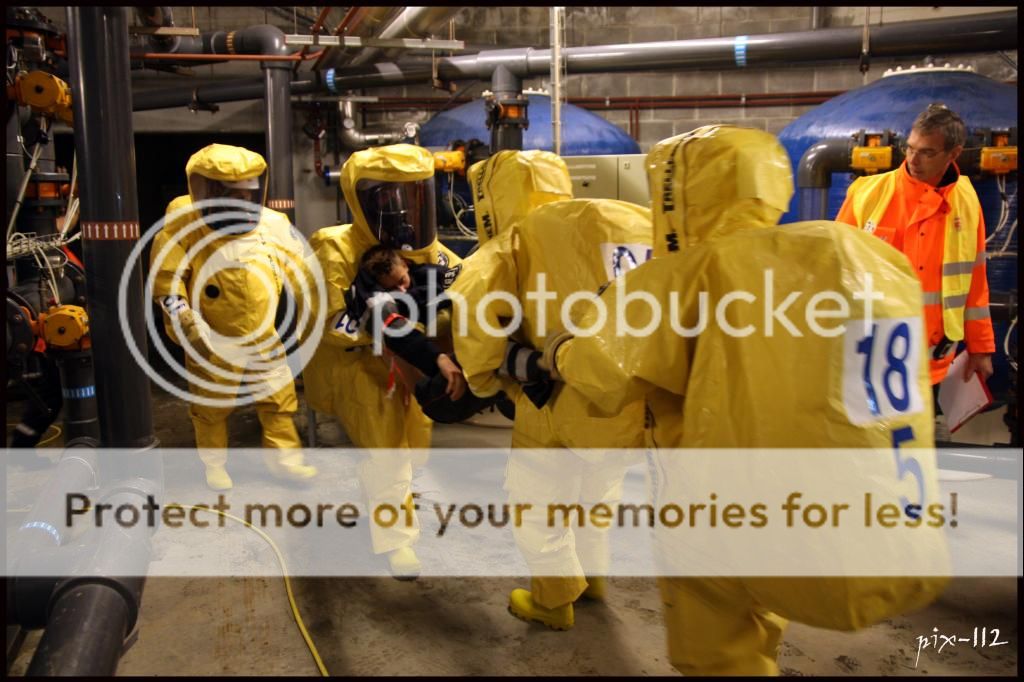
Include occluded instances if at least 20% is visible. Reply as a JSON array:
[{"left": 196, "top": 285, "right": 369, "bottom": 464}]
[
  {"left": 964, "top": 306, "right": 991, "bottom": 321},
  {"left": 922, "top": 292, "right": 942, "bottom": 305},
  {"left": 943, "top": 294, "right": 968, "bottom": 309},
  {"left": 942, "top": 260, "right": 976, "bottom": 276}
]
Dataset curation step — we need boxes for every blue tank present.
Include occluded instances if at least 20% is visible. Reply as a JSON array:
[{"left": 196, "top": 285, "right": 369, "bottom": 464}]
[
  {"left": 777, "top": 68, "right": 1018, "bottom": 399},
  {"left": 430, "top": 93, "right": 640, "bottom": 257},
  {"left": 420, "top": 93, "right": 641, "bottom": 155}
]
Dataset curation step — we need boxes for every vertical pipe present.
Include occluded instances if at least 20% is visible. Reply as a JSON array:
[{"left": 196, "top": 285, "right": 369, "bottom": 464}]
[
  {"left": 264, "top": 65, "right": 296, "bottom": 225},
  {"left": 66, "top": 7, "right": 155, "bottom": 449},
  {"left": 798, "top": 187, "right": 829, "bottom": 221},
  {"left": 550, "top": 6, "right": 564, "bottom": 156},
  {"left": 811, "top": 7, "right": 824, "bottom": 30}
]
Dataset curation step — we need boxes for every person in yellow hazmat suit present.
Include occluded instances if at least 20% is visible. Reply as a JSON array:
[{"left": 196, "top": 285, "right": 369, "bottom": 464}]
[
  {"left": 151, "top": 143, "right": 318, "bottom": 491},
  {"left": 540, "top": 126, "right": 949, "bottom": 675},
  {"left": 452, "top": 150, "right": 652, "bottom": 630},
  {"left": 304, "top": 144, "right": 462, "bottom": 580}
]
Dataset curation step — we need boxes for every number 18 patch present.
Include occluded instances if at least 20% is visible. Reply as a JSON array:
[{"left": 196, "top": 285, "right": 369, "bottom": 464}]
[{"left": 842, "top": 316, "right": 925, "bottom": 424}]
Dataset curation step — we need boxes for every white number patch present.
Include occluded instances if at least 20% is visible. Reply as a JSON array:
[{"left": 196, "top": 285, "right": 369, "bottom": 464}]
[{"left": 842, "top": 316, "right": 924, "bottom": 424}]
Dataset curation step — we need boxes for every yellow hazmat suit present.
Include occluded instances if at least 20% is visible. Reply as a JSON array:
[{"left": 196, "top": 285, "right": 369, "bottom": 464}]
[
  {"left": 455, "top": 151, "right": 652, "bottom": 625},
  {"left": 151, "top": 143, "right": 317, "bottom": 490},
  {"left": 547, "top": 126, "right": 948, "bottom": 674},
  {"left": 304, "top": 144, "right": 462, "bottom": 563}
]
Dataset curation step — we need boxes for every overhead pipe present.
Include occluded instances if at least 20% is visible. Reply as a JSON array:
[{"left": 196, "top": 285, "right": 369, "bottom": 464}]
[
  {"left": 313, "top": 7, "right": 402, "bottom": 72},
  {"left": 347, "top": 90, "right": 847, "bottom": 113},
  {"left": 323, "top": 10, "right": 1018, "bottom": 91},
  {"left": 132, "top": 76, "right": 321, "bottom": 110},
  {"left": 292, "top": 6, "right": 332, "bottom": 73},
  {"left": 346, "top": 7, "right": 464, "bottom": 67},
  {"left": 337, "top": 99, "right": 418, "bottom": 152},
  {"left": 132, "top": 7, "right": 202, "bottom": 55},
  {"left": 130, "top": 10, "right": 1017, "bottom": 109}
]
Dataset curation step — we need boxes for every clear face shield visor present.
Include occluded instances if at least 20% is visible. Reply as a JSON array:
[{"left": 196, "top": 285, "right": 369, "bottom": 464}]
[
  {"left": 355, "top": 177, "right": 437, "bottom": 251},
  {"left": 192, "top": 176, "right": 265, "bottom": 232}
]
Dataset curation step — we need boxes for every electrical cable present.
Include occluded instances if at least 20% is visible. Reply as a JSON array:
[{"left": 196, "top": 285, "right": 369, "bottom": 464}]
[
  {"left": 1005, "top": 317, "right": 1017, "bottom": 372},
  {"left": 5, "top": 422, "right": 62, "bottom": 447},
  {"left": 985, "top": 175, "right": 1008, "bottom": 246},
  {"left": 7, "top": 118, "right": 50, "bottom": 242},
  {"left": 167, "top": 504, "right": 330, "bottom": 677},
  {"left": 447, "top": 171, "right": 477, "bottom": 238}
]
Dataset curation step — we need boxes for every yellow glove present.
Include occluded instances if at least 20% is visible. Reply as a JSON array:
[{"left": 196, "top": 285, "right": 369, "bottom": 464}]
[
  {"left": 540, "top": 330, "right": 574, "bottom": 381},
  {"left": 178, "top": 307, "right": 216, "bottom": 361}
]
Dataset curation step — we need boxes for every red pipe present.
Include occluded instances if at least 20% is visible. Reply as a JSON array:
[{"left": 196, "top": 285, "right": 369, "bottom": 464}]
[
  {"left": 294, "top": 6, "right": 333, "bottom": 74},
  {"left": 134, "top": 51, "right": 324, "bottom": 62},
  {"left": 312, "top": 6, "right": 360, "bottom": 72}
]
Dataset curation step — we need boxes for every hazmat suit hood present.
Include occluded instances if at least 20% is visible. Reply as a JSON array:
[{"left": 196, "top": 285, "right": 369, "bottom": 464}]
[
  {"left": 185, "top": 143, "right": 269, "bottom": 232},
  {"left": 646, "top": 125, "right": 793, "bottom": 258},
  {"left": 467, "top": 150, "right": 574, "bottom": 243},
  {"left": 340, "top": 144, "right": 438, "bottom": 252}
]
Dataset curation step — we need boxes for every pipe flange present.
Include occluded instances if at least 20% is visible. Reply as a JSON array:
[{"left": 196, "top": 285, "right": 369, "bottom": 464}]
[
  {"left": 325, "top": 68, "right": 337, "bottom": 94},
  {"left": 226, "top": 31, "right": 236, "bottom": 55}
]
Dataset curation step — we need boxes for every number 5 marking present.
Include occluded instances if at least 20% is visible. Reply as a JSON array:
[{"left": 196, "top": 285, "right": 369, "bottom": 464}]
[{"left": 892, "top": 425, "right": 924, "bottom": 518}]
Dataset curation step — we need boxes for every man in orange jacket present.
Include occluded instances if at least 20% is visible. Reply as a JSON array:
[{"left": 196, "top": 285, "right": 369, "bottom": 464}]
[{"left": 837, "top": 104, "right": 995, "bottom": 385}]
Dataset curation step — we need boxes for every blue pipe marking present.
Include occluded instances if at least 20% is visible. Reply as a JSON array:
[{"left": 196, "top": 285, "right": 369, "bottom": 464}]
[
  {"left": 734, "top": 36, "right": 748, "bottom": 67},
  {"left": 63, "top": 385, "right": 96, "bottom": 399},
  {"left": 20, "top": 521, "right": 62, "bottom": 545}
]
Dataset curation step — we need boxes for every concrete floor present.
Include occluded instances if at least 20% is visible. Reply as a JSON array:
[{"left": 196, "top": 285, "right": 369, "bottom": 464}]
[{"left": 6, "top": 375, "right": 1019, "bottom": 676}]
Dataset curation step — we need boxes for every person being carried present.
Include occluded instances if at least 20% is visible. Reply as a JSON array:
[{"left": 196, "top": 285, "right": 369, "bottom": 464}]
[{"left": 346, "top": 244, "right": 467, "bottom": 400}]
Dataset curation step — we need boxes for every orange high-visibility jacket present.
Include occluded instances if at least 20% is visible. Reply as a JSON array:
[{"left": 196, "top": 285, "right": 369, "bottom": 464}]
[{"left": 837, "top": 161, "right": 995, "bottom": 384}]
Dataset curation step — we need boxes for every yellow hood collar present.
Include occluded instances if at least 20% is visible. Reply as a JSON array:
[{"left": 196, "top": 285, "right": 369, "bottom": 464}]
[{"left": 646, "top": 125, "right": 794, "bottom": 258}]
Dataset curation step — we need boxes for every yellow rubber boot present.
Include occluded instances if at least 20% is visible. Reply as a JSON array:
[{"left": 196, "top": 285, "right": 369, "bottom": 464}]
[
  {"left": 508, "top": 589, "right": 574, "bottom": 631},
  {"left": 193, "top": 418, "right": 233, "bottom": 491},
  {"left": 387, "top": 547, "right": 421, "bottom": 581},
  {"left": 259, "top": 411, "right": 317, "bottom": 481},
  {"left": 582, "top": 576, "right": 607, "bottom": 601},
  {"left": 264, "top": 450, "right": 318, "bottom": 482}
]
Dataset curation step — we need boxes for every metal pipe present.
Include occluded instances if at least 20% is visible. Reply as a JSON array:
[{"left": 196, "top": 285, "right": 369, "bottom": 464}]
[
  {"left": 550, "top": 7, "right": 564, "bottom": 155},
  {"left": 811, "top": 7, "right": 825, "bottom": 30},
  {"left": 67, "top": 6, "right": 155, "bottom": 448},
  {"left": 324, "top": 10, "right": 1018, "bottom": 90},
  {"left": 56, "top": 351, "right": 100, "bottom": 442},
  {"left": 487, "top": 64, "right": 527, "bottom": 152},
  {"left": 131, "top": 10, "right": 1017, "bottom": 109},
  {"left": 315, "top": 7, "right": 401, "bottom": 71},
  {"left": 133, "top": 51, "right": 323, "bottom": 63},
  {"left": 293, "top": 6, "right": 333, "bottom": 73},
  {"left": 131, "top": 76, "right": 320, "bottom": 111},
  {"left": 337, "top": 100, "right": 416, "bottom": 151},
  {"left": 265, "top": 67, "right": 296, "bottom": 223},
  {"left": 797, "top": 138, "right": 852, "bottom": 220},
  {"left": 347, "top": 7, "right": 463, "bottom": 67},
  {"left": 25, "top": 583, "right": 132, "bottom": 676}
]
